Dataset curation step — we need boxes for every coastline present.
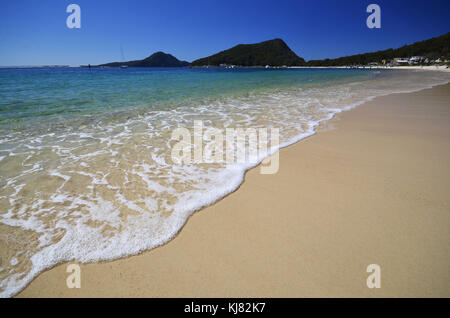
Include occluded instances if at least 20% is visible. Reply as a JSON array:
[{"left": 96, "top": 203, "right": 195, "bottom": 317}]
[
  {"left": 289, "top": 65, "right": 450, "bottom": 72},
  {"left": 16, "top": 83, "right": 450, "bottom": 297},
  {"left": 189, "top": 65, "right": 450, "bottom": 72}
]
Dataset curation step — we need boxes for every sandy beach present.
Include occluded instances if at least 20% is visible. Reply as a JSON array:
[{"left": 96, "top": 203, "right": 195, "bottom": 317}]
[{"left": 16, "top": 83, "right": 450, "bottom": 298}]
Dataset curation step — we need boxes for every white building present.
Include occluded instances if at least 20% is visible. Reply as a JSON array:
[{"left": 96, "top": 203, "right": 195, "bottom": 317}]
[
  {"left": 392, "top": 58, "right": 409, "bottom": 65},
  {"left": 409, "top": 56, "right": 425, "bottom": 64}
]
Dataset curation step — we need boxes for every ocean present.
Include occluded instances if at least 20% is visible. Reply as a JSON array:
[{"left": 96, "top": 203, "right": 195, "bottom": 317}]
[{"left": 0, "top": 67, "right": 449, "bottom": 297}]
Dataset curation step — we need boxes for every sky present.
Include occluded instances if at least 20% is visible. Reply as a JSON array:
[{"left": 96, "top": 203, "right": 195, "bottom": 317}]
[{"left": 0, "top": 0, "right": 449, "bottom": 66}]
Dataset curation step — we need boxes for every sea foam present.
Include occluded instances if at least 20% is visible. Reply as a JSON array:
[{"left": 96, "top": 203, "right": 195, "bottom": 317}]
[{"left": 0, "top": 68, "right": 449, "bottom": 297}]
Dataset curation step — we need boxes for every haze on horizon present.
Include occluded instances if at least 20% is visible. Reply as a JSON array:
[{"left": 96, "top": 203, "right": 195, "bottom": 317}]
[{"left": 0, "top": 0, "right": 449, "bottom": 66}]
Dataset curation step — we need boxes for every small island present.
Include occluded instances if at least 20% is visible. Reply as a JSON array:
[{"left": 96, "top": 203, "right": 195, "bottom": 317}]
[{"left": 99, "top": 51, "right": 189, "bottom": 67}]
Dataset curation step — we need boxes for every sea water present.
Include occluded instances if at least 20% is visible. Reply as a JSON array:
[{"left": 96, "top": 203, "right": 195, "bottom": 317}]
[{"left": 0, "top": 67, "right": 449, "bottom": 297}]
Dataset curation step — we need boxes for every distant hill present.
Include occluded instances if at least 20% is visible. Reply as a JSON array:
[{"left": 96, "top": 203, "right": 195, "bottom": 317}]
[
  {"left": 191, "top": 39, "right": 305, "bottom": 67},
  {"left": 99, "top": 51, "right": 189, "bottom": 67},
  {"left": 306, "top": 32, "right": 450, "bottom": 66}
]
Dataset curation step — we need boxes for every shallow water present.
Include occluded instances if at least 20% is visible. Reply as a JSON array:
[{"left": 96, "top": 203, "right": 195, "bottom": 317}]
[{"left": 0, "top": 67, "right": 449, "bottom": 297}]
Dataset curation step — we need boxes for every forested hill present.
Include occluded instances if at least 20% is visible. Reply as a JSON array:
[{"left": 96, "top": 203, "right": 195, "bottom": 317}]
[
  {"left": 305, "top": 32, "right": 450, "bottom": 66},
  {"left": 191, "top": 39, "right": 306, "bottom": 67},
  {"left": 98, "top": 33, "right": 449, "bottom": 68},
  {"left": 100, "top": 52, "right": 189, "bottom": 67}
]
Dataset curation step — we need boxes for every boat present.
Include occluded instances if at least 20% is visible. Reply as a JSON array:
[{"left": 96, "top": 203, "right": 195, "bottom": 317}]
[{"left": 120, "top": 45, "right": 128, "bottom": 69}]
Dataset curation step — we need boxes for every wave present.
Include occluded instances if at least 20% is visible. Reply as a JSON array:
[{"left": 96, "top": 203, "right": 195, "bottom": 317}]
[{"left": 0, "top": 69, "right": 449, "bottom": 297}]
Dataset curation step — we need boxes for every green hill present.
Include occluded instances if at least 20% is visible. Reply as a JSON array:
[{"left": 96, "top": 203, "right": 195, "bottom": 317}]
[
  {"left": 306, "top": 32, "right": 450, "bottom": 66},
  {"left": 100, "top": 51, "right": 189, "bottom": 67},
  {"left": 191, "top": 39, "right": 305, "bottom": 67}
]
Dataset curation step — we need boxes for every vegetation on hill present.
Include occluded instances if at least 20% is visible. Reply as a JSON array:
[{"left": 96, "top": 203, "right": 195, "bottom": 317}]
[
  {"left": 100, "top": 51, "right": 189, "bottom": 67},
  {"left": 305, "top": 32, "right": 450, "bottom": 66},
  {"left": 191, "top": 39, "right": 305, "bottom": 67},
  {"left": 98, "top": 33, "right": 449, "bottom": 68}
]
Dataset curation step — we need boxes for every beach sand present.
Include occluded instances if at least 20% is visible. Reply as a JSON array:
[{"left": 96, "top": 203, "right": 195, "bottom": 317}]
[{"left": 17, "top": 84, "right": 450, "bottom": 297}]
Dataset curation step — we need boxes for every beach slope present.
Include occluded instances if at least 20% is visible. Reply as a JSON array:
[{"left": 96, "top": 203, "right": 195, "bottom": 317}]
[{"left": 18, "top": 84, "right": 450, "bottom": 297}]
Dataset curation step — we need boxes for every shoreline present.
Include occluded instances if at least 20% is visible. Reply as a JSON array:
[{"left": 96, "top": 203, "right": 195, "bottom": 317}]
[
  {"left": 289, "top": 65, "right": 450, "bottom": 72},
  {"left": 3, "top": 65, "right": 447, "bottom": 71},
  {"left": 189, "top": 65, "right": 450, "bottom": 72},
  {"left": 16, "top": 83, "right": 450, "bottom": 297}
]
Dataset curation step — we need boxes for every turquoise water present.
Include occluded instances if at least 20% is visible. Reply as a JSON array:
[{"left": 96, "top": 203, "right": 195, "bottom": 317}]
[
  {"left": 0, "top": 67, "right": 449, "bottom": 297},
  {"left": 0, "top": 67, "right": 372, "bottom": 127}
]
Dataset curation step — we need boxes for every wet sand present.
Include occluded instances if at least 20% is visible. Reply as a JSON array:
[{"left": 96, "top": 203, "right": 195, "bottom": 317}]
[{"left": 17, "top": 83, "right": 450, "bottom": 297}]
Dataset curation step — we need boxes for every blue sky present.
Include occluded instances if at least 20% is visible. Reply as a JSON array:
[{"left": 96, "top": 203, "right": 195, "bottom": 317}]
[{"left": 0, "top": 0, "right": 449, "bottom": 66}]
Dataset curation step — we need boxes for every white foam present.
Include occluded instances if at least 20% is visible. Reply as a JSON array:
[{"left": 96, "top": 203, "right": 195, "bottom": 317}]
[{"left": 0, "top": 69, "right": 449, "bottom": 298}]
